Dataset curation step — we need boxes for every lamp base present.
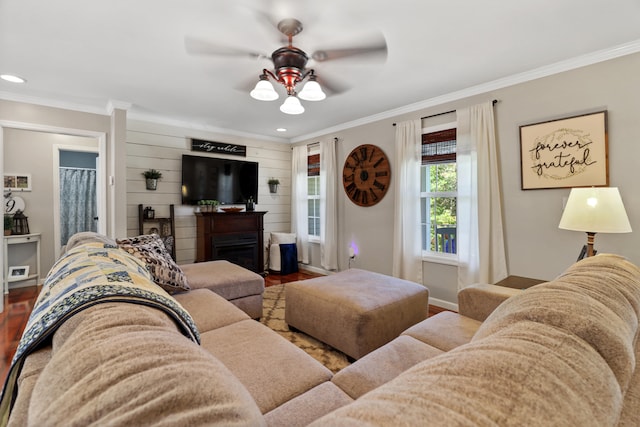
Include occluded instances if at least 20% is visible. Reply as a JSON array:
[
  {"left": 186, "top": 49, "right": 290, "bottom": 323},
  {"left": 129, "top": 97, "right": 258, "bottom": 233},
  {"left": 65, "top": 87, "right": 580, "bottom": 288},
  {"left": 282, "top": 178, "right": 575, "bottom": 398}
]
[
  {"left": 577, "top": 244, "right": 597, "bottom": 262},
  {"left": 586, "top": 231, "right": 596, "bottom": 257}
]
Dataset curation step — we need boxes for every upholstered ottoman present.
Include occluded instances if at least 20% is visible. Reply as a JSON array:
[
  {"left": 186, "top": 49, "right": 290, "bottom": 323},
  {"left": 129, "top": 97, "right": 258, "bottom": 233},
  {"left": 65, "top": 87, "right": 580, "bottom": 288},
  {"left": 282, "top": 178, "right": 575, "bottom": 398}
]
[
  {"left": 181, "top": 260, "right": 265, "bottom": 319},
  {"left": 285, "top": 268, "right": 429, "bottom": 359}
]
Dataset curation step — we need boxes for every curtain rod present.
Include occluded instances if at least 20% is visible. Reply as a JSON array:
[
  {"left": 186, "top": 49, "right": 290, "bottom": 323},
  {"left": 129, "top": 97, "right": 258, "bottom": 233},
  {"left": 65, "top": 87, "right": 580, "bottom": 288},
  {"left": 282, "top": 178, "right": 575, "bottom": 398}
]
[
  {"left": 292, "top": 137, "right": 338, "bottom": 150},
  {"left": 392, "top": 99, "right": 499, "bottom": 126}
]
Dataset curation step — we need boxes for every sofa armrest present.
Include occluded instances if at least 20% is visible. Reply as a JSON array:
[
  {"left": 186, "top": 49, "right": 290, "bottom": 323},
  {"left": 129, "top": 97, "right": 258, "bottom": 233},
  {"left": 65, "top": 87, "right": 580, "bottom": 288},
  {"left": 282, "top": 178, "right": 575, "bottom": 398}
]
[{"left": 457, "top": 284, "right": 523, "bottom": 322}]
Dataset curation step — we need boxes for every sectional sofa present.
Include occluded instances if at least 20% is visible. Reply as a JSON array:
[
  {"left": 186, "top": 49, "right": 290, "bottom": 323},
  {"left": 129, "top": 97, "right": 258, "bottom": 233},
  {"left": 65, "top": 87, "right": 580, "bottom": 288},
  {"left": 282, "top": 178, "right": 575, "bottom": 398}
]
[{"left": 1, "top": 233, "right": 638, "bottom": 426}]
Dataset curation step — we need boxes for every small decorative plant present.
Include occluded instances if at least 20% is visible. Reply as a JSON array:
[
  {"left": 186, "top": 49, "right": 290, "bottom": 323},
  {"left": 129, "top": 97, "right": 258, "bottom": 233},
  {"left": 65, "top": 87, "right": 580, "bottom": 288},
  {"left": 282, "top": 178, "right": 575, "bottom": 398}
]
[
  {"left": 142, "top": 169, "right": 163, "bottom": 179},
  {"left": 142, "top": 169, "right": 162, "bottom": 190},
  {"left": 197, "top": 199, "right": 219, "bottom": 212},
  {"left": 268, "top": 178, "right": 280, "bottom": 194}
]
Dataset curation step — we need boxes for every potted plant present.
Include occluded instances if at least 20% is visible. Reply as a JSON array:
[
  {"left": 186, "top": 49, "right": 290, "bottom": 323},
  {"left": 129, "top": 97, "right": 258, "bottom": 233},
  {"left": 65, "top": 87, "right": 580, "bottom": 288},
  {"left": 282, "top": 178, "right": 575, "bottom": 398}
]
[
  {"left": 197, "top": 199, "right": 219, "bottom": 212},
  {"left": 142, "top": 169, "right": 163, "bottom": 190},
  {"left": 4, "top": 214, "right": 13, "bottom": 236},
  {"left": 268, "top": 178, "right": 280, "bottom": 194}
]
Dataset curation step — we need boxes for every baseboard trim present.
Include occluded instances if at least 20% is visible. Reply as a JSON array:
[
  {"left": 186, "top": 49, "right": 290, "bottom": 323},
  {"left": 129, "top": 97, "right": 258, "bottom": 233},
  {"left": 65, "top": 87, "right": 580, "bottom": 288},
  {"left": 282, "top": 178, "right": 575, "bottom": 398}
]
[
  {"left": 298, "top": 264, "right": 333, "bottom": 276},
  {"left": 429, "top": 297, "right": 458, "bottom": 312}
]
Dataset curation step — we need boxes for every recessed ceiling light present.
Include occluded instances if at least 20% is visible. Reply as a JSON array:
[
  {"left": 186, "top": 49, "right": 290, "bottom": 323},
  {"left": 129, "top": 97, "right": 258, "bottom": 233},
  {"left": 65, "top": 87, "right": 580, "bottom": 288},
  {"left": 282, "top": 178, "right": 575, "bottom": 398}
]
[
  {"left": 276, "top": 128, "right": 287, "bottom": 132},
  {"left": 1, "top": 74, "right": 26, "bottom": 83}
]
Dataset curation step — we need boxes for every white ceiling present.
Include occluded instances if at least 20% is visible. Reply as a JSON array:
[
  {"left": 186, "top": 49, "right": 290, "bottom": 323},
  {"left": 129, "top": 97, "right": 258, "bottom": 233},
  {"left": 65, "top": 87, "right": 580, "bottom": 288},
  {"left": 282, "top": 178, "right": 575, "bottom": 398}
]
[{"left": 2, "top": 0, "right": 640, "bottom": 142}]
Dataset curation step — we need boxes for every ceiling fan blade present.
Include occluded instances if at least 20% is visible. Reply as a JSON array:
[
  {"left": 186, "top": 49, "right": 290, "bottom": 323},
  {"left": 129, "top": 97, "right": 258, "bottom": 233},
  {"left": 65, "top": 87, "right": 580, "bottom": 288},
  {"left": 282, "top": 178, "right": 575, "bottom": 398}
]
[
  {"left": 315, "top": 74, "right": 350, "bottom": 96},
  {"left": 311, "top": 37, "right": 387, "bottom": 63},
  {"left": 184, "top": 36, "right": 270, "bottom": 61}
]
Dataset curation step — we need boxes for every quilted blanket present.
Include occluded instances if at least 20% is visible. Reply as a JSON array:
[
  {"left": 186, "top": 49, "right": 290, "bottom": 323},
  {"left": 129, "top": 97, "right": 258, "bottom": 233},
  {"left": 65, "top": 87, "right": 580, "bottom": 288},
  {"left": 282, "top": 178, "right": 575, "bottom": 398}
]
[{"left": 0, "top": 242, "right": 200, "bottom": 424}]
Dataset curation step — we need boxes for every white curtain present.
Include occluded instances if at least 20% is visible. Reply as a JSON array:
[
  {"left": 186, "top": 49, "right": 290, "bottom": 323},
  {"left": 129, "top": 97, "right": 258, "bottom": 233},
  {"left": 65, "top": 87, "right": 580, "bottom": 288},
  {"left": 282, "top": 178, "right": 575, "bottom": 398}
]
[
  {"left": 60, "top": 167, "right": 97, "bottom": 246},
  {"left": 291, "top": 144, "right": 309, "bottom": 263},
  {"left": 320, "top": 138, "right": 338, "bottom": 270},
  {"left": 392, "top": 119, "right": 423, "bottom": 283},
  {"left": 456, "top": 102, "right": 507, "bottom": 289}
]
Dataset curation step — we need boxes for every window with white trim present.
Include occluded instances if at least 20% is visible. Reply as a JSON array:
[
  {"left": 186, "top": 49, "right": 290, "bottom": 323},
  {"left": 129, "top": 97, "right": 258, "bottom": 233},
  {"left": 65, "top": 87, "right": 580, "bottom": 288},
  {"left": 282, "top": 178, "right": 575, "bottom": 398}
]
[
  {"left": 421, "top": 125, "right": 457, "bottom": 256},
  {"left": 307, "top": 150, "right": 320, "bottom": 239}
]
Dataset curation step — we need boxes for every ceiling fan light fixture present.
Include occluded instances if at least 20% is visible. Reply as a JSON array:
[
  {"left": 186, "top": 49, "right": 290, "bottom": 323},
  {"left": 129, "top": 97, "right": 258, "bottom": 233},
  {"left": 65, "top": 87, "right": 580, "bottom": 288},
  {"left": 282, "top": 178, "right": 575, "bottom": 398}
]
[
  {"left": 250, "top": 77, "right": 279, "bottom": 101},
  {"left": 298, "top": 76, "right": 326, "bottom": 101},
  {"left": 280, "top": 95, "right": 305, "bottom": 115}
]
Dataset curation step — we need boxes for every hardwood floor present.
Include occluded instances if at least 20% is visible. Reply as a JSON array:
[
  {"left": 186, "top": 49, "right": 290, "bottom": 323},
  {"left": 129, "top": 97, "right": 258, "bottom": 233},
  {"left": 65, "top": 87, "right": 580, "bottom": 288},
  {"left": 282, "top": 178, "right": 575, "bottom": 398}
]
[
  {"left": 264, "top": 269, "right": 323, "bottom": 286},
  {"left": 1, "top": 269, "right": 449, "bottom": 383},
  {"left": 1, "top": 286, "right": 40, "bottom": 381}
]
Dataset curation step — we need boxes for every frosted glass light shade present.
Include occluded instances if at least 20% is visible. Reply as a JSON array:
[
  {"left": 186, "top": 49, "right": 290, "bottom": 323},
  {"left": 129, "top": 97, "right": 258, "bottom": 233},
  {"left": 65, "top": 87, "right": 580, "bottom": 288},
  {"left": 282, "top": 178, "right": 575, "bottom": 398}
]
[
  {"left": 280, "top": 96, "right": 305, "bottom": 115},
  {"left": 250, "top": 79, "right": 279, "bottom": 101},
  {"left": 298, "top": 79, "right": 326, "bottom": 101},
  {"left": 559, "top": 187, "right": 632, "bottom": 233}
]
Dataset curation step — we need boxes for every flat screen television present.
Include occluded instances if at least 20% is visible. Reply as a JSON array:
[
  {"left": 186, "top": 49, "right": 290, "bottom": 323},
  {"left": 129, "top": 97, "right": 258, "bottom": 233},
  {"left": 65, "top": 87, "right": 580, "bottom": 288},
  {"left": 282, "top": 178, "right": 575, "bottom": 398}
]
[{"left": 181, "top": 154, "right": 258, "bottom": 205}]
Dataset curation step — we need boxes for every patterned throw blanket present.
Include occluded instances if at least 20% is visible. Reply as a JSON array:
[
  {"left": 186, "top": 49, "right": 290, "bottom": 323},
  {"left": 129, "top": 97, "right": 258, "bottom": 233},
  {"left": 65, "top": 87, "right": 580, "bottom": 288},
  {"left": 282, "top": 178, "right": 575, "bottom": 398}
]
[{"left": 0, "top": 242, "right": 200, "bottom": 424}]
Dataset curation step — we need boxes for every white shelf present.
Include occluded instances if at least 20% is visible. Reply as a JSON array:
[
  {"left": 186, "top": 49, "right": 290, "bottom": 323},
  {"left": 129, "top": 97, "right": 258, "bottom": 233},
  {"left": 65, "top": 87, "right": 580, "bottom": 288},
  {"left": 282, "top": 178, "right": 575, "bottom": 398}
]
[{"left": 4, "top": 233, "right": 41, "bottom": 294}]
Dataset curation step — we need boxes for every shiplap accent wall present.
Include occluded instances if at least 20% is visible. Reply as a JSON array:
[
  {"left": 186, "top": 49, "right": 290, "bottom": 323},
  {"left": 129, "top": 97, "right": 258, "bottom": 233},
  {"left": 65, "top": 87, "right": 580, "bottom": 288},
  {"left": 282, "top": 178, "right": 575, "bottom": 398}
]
[{"left": 125, "top": 120, "right": 292, "bottom": 266}]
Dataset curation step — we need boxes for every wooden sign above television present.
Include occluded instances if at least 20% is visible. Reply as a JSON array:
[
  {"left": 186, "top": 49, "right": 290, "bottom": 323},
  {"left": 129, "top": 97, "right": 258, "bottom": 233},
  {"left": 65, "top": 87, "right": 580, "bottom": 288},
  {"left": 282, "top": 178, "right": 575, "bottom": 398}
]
[{"left": 190, "top": 138, "right": 247, "bottom": 157}]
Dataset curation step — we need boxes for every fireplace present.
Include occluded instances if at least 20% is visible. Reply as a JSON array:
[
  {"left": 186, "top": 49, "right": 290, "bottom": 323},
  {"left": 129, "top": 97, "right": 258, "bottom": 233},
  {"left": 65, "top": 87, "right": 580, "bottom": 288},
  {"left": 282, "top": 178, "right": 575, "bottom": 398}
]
[
  {"left": 195, "top": 211, "right": 266, "bottom": 274},
  {"left": 212, "top": 234, "right": 258, "bottom": 271}
]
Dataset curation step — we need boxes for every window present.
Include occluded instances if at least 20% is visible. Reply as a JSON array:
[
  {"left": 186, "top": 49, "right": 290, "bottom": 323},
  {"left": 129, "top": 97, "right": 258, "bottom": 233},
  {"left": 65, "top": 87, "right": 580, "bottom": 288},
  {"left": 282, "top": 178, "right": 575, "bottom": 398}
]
[
  {"left": 421, "top": 125, "right": 457, "bottom": 256},
  {"left": 307, "top": 151, "right": 320, "bottom": 239}
]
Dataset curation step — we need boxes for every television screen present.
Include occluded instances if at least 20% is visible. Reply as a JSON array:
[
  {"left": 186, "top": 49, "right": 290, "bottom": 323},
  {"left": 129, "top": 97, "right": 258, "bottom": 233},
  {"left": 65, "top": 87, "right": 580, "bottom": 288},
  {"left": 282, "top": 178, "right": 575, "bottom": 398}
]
[{"left": 181, "top": 154, "right": 258, "bottom": 205}]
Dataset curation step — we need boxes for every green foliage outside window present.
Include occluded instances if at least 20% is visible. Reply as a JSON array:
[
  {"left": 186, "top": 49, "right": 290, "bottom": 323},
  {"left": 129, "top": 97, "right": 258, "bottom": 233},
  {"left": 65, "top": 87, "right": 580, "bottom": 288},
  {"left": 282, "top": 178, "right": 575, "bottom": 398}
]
[{"left": 421, "top": 162, "right": 457, "bottom": 253}]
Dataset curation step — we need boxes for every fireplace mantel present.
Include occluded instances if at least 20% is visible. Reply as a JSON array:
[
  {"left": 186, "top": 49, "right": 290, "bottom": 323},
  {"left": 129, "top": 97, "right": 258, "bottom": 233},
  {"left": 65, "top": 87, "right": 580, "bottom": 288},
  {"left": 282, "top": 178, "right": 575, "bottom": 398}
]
[{"left": 195, "top": 211, "right": 267, "bottom": 275}]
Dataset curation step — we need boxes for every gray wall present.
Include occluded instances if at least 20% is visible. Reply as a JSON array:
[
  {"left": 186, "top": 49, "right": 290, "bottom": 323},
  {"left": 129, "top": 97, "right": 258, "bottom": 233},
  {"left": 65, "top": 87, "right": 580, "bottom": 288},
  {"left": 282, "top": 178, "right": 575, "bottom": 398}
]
[{"left": 297, "top": 52, "right": 640, "bottom": 307}]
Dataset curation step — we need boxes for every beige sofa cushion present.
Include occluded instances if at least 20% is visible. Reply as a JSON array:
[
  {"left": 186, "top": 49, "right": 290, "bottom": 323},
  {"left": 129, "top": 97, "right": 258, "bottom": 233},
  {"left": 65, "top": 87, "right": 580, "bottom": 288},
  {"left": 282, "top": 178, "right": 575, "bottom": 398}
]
[
  {"left": 25, "top": 302, "right": 265, "bottom": 426},
  {"left": 7, "top": 348, "right": 51, "bottom": 426},
  {"left": 200, "top": 319, "right": 332, "bottom": 414},
  {"left": 457, "top": 283, "right": 524, "bottom": 321},
  {"left": 173, "top": 288, "right": 249, "bottom": 333},
  {"left": 313, "top": 320, "right": 622, "bottom": 426},
  {"left": 181, "top": 260, "right": 264, "bottom": 301},
  {"left": 402, "top": 311, "right": 482, "bottom": 351},
  {"left": 332, "top": 335, "right": 444, "bottom": 399},
  {"left": 264, "top": 382, "right": 352, "bottom": 427},
  {"left": 475, "top": 254, "right": 640, "bottom": 390}
]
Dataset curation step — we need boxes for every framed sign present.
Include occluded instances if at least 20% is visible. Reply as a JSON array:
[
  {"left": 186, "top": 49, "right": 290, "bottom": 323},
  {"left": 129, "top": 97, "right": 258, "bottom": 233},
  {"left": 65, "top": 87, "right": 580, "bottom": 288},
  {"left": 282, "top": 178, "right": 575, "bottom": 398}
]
[
  {"left": 8, "top": 265, "right": 29, "bottom": 281},
  {"left": 519, "top": 111, "right": 608, "bottom": 190},
  {"left": 4, "top": 173, "right": 32, "bottom": 191},
  {"left": 190, "top": 138, "right": 247, "bottom": 157}
]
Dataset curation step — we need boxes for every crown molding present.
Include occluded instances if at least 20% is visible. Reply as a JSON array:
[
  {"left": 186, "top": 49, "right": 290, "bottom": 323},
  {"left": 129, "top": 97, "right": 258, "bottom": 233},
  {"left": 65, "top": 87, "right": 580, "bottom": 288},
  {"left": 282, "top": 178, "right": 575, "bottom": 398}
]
[
  {"left": 106, "top": 99, "right": 132, "bottom": 114},
  {"left": 291, "top": 39, "right": 640, "bottom": 143},
  {"left": 126, "top": 111, "right": 290, "bottom": 144},
  {"left": 0, "top": 91, "right": 109, "bottom": 116}
]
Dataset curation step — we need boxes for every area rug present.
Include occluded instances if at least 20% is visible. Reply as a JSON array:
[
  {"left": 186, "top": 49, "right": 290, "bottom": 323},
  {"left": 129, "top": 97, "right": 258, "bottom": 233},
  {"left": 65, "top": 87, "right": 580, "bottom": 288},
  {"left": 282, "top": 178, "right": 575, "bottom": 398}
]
[{"left": 260, "top": 284, "right": 350, "bottom": 373}]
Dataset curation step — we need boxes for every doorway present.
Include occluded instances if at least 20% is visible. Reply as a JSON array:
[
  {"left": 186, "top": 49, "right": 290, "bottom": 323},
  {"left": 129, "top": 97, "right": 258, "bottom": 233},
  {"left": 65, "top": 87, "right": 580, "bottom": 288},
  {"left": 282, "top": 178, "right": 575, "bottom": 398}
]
[
  {"left": 52, "top": 144, "right": 104, "bottom": 260},
  {"left": 0, "top": 122, "right": 107, "bottom": 314}
]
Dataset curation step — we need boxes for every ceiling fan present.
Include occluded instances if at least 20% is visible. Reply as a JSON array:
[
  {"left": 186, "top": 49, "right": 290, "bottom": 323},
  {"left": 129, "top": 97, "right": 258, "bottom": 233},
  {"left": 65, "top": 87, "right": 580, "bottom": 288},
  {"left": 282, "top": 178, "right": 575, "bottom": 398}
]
[{"left": 185, "top": 17, "right": 387, "bottom": 114}]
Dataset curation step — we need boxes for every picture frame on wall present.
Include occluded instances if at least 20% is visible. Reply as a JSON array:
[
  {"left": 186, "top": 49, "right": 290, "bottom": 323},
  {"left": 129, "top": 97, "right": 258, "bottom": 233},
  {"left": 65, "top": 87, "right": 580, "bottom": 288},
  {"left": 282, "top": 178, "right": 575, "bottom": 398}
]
[
  {"left": 519, "top": 111, "right": 608, "bottom": 190},
  {"left": 3, "top": 173, "right": 32, "bottom": 192},
  {"left": 8, "top": 265, "right": 29, "bottom": 281}
]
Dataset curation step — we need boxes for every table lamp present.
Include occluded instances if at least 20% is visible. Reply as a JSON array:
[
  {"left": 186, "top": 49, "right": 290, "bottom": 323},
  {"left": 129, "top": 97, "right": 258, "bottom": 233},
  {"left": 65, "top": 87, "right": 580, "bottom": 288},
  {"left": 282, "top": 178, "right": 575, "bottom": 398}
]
[{"left": 559, "top": 187, "right": 632, "bottom": 258}]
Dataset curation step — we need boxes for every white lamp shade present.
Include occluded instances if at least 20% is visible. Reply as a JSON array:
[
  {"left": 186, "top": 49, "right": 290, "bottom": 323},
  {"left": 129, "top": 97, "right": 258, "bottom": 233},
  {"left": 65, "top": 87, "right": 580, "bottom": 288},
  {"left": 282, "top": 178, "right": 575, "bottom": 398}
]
[
  {"left": 280, "top": 96, "right": 305, "bottom": 115},
  {"left": 559, "top": 187, "right": 632, "bottom": 233},
  {"left": 298, "top": 79, "right": 326, "bottom": 101},
  {"left": 250, "top": 79, "right": 279, "bottom": 101}
]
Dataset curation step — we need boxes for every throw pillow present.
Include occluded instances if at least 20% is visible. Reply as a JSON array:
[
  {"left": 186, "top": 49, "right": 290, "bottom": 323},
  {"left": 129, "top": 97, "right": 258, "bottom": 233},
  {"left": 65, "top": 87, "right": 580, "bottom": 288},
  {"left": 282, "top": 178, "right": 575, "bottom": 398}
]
[{"left": 117, "top": 234, "right": 190, "bottom": 294}]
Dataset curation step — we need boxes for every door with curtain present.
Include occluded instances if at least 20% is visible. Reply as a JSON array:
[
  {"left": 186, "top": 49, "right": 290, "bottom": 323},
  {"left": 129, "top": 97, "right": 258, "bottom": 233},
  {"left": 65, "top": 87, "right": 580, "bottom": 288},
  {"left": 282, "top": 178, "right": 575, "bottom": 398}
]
[{"left": 59, "top": 167, "right": 97, "bottom": 246}]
